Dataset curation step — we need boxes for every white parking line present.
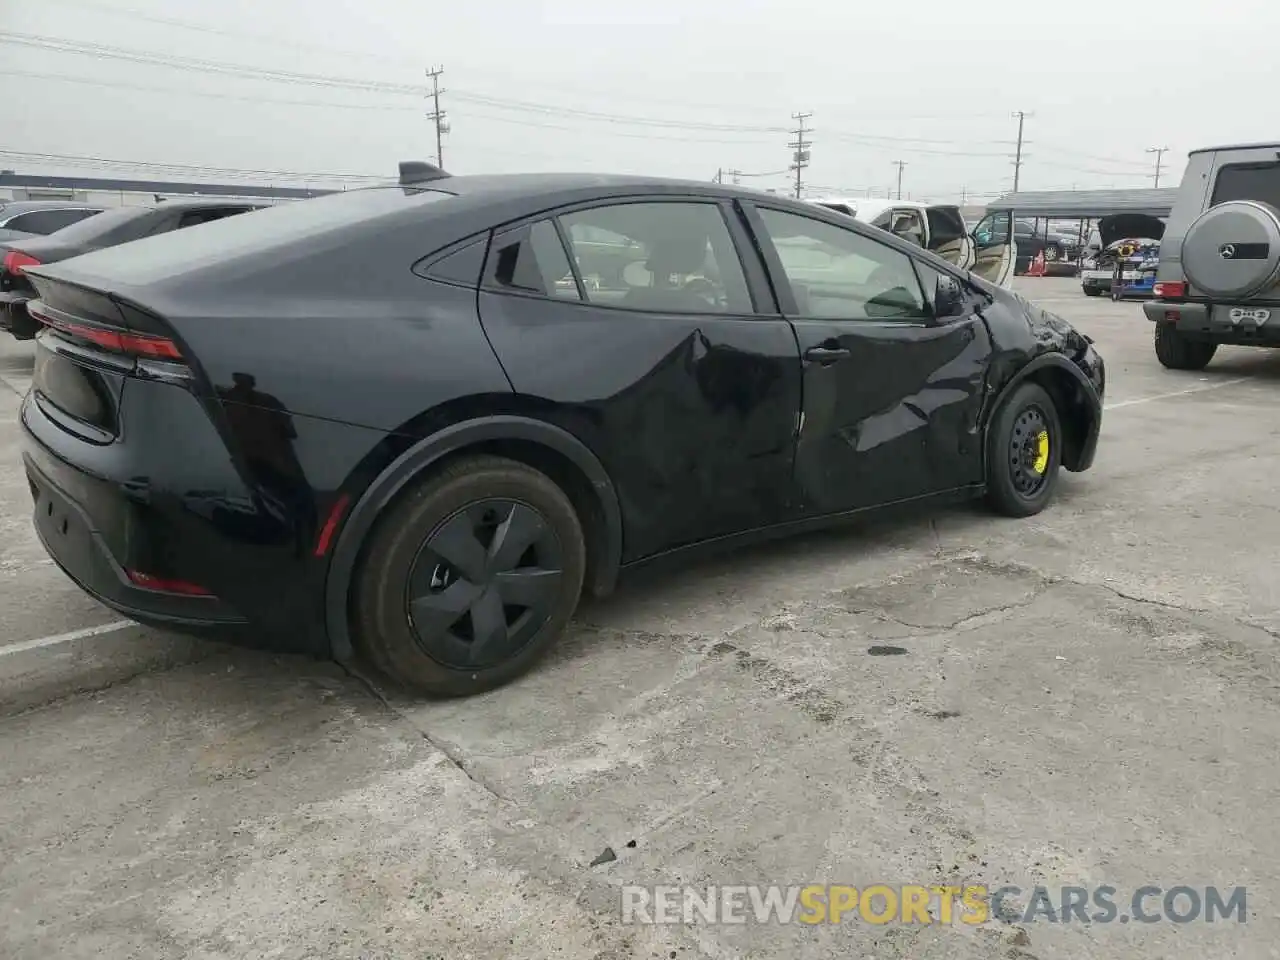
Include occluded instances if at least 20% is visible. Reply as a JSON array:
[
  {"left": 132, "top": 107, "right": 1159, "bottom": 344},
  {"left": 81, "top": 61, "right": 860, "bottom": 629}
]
[
  {"left": 0, "top": 620, "right": 135, "bottom": 657},
  {"left": 1104, "top": 377, "right": 1252, "bottom": 411}
]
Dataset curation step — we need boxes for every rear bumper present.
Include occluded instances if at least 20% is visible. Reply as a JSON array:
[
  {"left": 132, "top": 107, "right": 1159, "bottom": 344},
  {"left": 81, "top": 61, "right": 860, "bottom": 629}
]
[
  {"left": 19, "top": 379, "right": 334, "bottom": 656},
  {"left": 22, "top": 415, "right": 250, "bottom": 628},
  {"left": 1144, "top": 300, "right": 1280, "bottom": 343}
]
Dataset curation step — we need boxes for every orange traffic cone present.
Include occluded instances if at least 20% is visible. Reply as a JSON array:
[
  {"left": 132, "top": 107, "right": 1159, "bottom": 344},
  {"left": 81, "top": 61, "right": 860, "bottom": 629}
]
[{"left": 1026, "top": 250, "right": 1047, "bottom": 277}]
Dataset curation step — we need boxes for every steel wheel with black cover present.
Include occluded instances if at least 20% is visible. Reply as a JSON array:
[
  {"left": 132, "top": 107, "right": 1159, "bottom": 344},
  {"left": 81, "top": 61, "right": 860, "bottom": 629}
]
[
  {"left": 985, "top": 382, "right": 1062, "bottom": 517},
  {"left": 353, "top": 455, "right": 586, "bottom": 696}
]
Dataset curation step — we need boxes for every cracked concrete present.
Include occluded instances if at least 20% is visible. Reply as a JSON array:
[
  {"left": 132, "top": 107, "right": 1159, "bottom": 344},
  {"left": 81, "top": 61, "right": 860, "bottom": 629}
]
[{"left": 3, "top": 278, "right": 1280, "bottom": 958}]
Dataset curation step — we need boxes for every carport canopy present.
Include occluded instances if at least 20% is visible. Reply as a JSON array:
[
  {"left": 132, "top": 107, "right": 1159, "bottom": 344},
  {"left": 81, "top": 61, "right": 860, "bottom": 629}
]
[{"left": 987, "top": 187, "right": 1179, "bottom": 218}]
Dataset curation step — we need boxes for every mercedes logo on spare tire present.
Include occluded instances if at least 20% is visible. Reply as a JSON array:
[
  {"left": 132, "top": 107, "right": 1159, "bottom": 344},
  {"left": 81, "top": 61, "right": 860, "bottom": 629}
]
[{"left": 1182, "top": 200, "right": 1280, "bottom": 299}]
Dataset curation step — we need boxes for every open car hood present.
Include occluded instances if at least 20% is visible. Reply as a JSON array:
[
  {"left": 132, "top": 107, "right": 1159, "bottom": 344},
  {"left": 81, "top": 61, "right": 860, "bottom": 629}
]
[{"left": 1098, "top": 213, "right": 1165, "bottom": 247}]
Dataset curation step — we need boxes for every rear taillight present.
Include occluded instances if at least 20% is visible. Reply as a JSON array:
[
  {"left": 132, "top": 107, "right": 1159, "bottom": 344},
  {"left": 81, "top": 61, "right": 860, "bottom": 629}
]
[
  {"left": 27, "top": 300, "right": 183, "bottom": 360},
  {"left": 126, "top": 570, "right": 214, "bottom": 596},
  {"left": 2, "top": 250, "right": 40, "bottom": 275},
  {"left": 1153, "top": 280, "right": 1186, "bottom": 299}
]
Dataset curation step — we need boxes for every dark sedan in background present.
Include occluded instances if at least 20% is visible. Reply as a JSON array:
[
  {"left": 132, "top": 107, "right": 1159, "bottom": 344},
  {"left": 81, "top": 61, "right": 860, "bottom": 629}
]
[
  {"left": 1, "top": 198, "right": 262, "bottom": 339},
  {"left": 0, "top": 199, "right": 105, "bottom": 244}
]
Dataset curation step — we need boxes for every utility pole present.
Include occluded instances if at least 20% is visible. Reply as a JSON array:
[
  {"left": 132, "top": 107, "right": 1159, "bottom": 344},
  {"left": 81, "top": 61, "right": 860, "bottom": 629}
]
[
  {"left": 892, "top": 160, "right": 907, "bottom": 200},
  {"left": 1146, "top": 146, "right": 1169, "bottom": 188},
  {"left": 789, "top": 112, "right": 813, "bottom": 199},
  {"left": 425, "top": 66, "right": 448, "bottom": 167},
  {"left": 715, "top": 168, "right": 723, "bottom": 184},
  {"left": 1011, "top": 110, "right": 1031, "bottom": 192}
]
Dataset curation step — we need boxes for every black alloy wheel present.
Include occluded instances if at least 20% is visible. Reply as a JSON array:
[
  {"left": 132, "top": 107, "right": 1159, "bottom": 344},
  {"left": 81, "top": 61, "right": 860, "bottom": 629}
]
[
  {"left": 406, "top": 499, "right": 564, "bottom": 670},
  {"left": 354, "top": 455, "right": 586, "bottom": 696}
]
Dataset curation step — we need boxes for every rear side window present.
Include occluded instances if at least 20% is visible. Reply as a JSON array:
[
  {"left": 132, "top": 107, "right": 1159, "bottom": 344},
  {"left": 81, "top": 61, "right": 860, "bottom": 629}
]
[
  {"left": 176, "top": 207, "right": 254, "bottom": 229},
  {"left": 488, "top": 220, "right": 580, "bottom": 300},
  {"left": 558, "top": 201, "right": 752, "bottom": 314},
  {"left": 1211, "top": 162, "right": 1280, "bottom": 209}
]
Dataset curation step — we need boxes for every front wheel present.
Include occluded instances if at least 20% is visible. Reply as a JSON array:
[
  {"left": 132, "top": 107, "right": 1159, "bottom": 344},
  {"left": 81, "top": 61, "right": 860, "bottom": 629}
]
[
  {"left": 1083, "top": 286, "right": 1102, "bottom": 297},
  {"left": 1044, "top": 244, "right": 1062, "bottom": 262},
  {"left": 1153, "top": 321, "right": 1217, "bottom": 370},
  {"left": 985, "top": 382, "right": 1062, "bottom": 518},
  {"left": 353, "top": 455, "right": 586, "bottom": 697}
]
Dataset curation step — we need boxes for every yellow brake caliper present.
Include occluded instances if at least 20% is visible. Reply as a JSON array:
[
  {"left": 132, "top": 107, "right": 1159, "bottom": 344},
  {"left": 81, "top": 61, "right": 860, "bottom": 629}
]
[{"left": 1032, "top": 430, "right": 1050, "bottom": 474}]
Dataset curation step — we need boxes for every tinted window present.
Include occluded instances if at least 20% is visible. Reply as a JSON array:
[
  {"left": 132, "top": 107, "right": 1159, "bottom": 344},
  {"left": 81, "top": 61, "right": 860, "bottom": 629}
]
[
  {"left": 1211, "top": 162, "right": 1280, "bottom": 209},
  {"left": 757, "top": 207, "right": 928, "bottom": 321},
  {"left": 973, "top": 212, "right": 1010, "bottom": 244},
  {"left": 38, "top": 204, "right": 153, "bottom": 244},
  {"left": 818, "top": 203, "right": 855, "bottom": 217},
  {"left": 490, "top": 220, "right": 580, "bottom": 300},
  {"left": 559, "top": 202, "right": 751, "bottom": 314},
  {"left": 5, "top": 209, "right": 100, "bottom": 235}
]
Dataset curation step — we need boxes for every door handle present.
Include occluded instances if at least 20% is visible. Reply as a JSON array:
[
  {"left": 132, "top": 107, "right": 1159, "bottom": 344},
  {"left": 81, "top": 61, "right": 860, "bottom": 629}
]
[{"left": 804, "top": 345, "right": 851, "bottom": 363}]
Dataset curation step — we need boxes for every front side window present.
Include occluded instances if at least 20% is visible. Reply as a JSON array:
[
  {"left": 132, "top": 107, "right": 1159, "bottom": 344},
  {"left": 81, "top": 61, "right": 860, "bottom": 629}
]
[
  {"left": 558, "top": 201, "right": 751, "bottom": 314},
  {"left": 756, "top": 207, "right": 928, "bottom": 321},
  {"left": 973, "top": 211, "right": 1011, "bottom": 245}
]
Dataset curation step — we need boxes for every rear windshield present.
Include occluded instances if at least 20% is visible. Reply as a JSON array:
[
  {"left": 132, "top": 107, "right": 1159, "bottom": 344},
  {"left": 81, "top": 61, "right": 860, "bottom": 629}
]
[
  {"left": 58, "top": 187, "right": 453, "bottom": 286},
  {"left": 46, "top": 204, "right": 152, "bottom": 243},
  {"left": 1211, "top": 162, "right": 1280, "bottom": 209}
]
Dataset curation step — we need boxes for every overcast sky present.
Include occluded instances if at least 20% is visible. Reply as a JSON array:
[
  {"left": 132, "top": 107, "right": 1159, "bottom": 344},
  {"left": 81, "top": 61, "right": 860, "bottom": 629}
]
[{"left": 4, "top": 0, "right": 1279, "bottom": 203}]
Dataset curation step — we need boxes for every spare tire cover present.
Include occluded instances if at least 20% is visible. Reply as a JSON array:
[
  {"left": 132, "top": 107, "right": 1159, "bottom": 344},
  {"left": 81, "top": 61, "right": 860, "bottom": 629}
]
[{"left": 1182, "top": 200, "right": 1280, "bottom": 299}]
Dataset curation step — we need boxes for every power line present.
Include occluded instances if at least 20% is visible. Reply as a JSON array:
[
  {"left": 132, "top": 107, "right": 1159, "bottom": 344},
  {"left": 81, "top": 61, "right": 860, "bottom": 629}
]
[
  {"left": 0, "top": 148, "right": 386, "bottom": 183},
  {"left": 789, "top": 112, "right": 812, "bottom": 199},
  {"left": 40, "top": 0, "right": 419, "bottom": 65},
  {"left": 0, "top": 31, "right": 427, "bottom": 94}
]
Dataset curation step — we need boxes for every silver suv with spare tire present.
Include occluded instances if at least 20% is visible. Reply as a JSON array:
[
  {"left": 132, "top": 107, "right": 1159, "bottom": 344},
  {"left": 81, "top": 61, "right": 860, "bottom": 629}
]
[{"left": 1145, "top": 142, "right": 1280, "bottom": 369}]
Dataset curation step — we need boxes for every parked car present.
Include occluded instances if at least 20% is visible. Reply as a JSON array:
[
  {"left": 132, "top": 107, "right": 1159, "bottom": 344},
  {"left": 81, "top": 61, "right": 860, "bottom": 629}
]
[
  {"left": 810, "top": 196, "right": 1016, "bottom": 286},
  {"left": 1015, "top": 219, "right": 1081, "bottom": 266},
  {"left": 0, "top": 200, "right": 105, "bottom": 243},
  {"left": 1, "top": 198, "right": 262, "bottom": 339},
  {"left": 19, "top": 163, "right": 1104, "bottom": 697},
  {"left": 1145, "top": 142, "right": 1280, "bottom": 369}
]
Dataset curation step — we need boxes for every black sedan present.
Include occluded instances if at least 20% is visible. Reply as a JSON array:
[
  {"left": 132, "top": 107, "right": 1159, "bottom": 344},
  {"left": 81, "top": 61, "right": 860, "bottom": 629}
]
[
  {"left": 19, "top": 163, "right": 1105, "bottom": 696},
  {"left": 1, "top": 198, "right": 261, "bottom": 339}
]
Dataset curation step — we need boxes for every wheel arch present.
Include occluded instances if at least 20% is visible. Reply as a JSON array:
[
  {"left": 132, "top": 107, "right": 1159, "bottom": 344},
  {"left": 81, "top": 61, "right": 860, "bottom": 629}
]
[
  {"left": 323, "top": 415, "right": 623, "bottom": 661},
  {"left": 984, "top": 354, "right": 1100, "bottom": 476}
]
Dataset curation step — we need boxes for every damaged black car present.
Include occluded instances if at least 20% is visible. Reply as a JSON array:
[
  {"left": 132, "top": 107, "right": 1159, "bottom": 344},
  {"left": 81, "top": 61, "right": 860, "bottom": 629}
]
[{"left": 19, "top": 164, "right": 1105, "bottom": 697}]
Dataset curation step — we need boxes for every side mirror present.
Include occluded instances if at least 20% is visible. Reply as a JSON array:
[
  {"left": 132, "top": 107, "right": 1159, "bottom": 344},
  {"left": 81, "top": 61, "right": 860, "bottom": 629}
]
[{"left": 934, "top": 274, "right": 965, "bottom": 318}]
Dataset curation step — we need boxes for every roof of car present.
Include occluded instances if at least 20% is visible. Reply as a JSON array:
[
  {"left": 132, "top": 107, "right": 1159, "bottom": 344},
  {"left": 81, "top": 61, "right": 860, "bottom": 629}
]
[
  {"left": 0, "top": 199, "right": 104, "bottom": 213},
  {"left": 1188, "top": 142, "right": 1280, "bottom": 155},
  {"left": 147, "top": 197, "right": 264, "bottom": 210}
]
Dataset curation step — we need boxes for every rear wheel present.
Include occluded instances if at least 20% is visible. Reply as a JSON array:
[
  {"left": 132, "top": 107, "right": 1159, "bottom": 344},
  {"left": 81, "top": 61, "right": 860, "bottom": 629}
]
[
  {"left": 1083, "top": 286, "right": 1102, "bottom": 297},
  {"left": 1153, "top": 321, "right": 1217, "bottom": 370},
  {"left": 1044, "top": 243, "right": 1062, "bottom": 262},
  {"left": 985, "top": 382, "right": 1062, "bottom": 518},
  {"left": 353, "top": 455, "right": 586, "bottom": 697}
]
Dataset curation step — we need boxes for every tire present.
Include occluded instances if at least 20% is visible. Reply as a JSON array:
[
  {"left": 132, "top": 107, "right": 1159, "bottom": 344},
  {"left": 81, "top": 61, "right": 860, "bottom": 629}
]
[
  {"left": 353, "top": 454, "right": 586, "bottom": 697},
  {"left": 1083, "top": 286, "right": 1102, "bottom": 297},
  {"left": 1044, "top": 244, "right": 1061, "bottom": 262},
  {"left": 1153, "top": 321, "right": 1217, "bottom": 371},
  {"left": 985, "top": 382, "right": 1063, "bottom": 518}
]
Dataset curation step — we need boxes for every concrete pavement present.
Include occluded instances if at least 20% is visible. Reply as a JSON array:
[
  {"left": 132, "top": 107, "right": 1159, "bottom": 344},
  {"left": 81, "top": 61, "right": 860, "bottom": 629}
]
[{"left": 2, "top": 278, "right": 1278, "bottom": 959}]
